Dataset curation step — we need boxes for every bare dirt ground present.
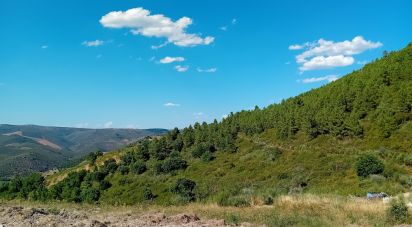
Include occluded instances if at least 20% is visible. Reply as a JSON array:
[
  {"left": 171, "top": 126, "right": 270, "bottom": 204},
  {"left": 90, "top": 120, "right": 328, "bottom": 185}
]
[{"left": 0, "top": 204, "right": 249, "bottom": 227}]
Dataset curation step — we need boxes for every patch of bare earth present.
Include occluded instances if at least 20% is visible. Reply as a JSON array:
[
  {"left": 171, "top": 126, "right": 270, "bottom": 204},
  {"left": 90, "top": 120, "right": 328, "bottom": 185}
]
[{"left": 0, "top": 205, "right": 243, "bottom": 227}]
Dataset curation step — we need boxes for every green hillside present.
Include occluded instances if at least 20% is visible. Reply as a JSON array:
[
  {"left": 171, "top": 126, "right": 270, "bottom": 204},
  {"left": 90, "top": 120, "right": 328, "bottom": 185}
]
[
  {"left": 1, "top": 43, "right": 412, "bottom": 206},
  {"left": 0, "top": 124, "right": 168, "bottom": 179}
]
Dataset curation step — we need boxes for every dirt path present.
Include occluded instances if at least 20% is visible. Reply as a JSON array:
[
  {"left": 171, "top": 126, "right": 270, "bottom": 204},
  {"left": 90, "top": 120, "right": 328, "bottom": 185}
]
[{"left": 0, "top": 204, "right": 249, "bottom": 227}]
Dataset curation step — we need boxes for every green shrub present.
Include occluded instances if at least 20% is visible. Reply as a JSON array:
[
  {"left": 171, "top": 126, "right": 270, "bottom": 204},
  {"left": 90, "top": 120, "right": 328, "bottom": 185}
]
[
  {"left": 226, "top": 214, "right": 240, "bottom": 226},
  {"left": 387, "top": 199, "right": 409, "bottom": 223},
  {"left": 143, "top": 186, "right": 155, "bottom": 201},
  {"left": 80, "top": 188, "right": 100, "bottom": 203},
  {"left": 130, "top": 161, "right": 147, "bottom": 174},
  {"left": 201, "top": 151, "right": 215, "bottom": 162},
  {"left": 118, "top": 165, "right": 129, "bottom": 175},
  {"left": 355, "top": 154, "right": 385, "bottom": 177},
  {"left": 264, "top": 195, "right": 274, "bottom": 205},
  {"left": 102, "top": 159, "right": 118, "bottom": 174},
  {"left": 171, "top": 178, "right": 196, "bottom": 202},
  {"left": 156, "top": 156, "right": 187, "bottom": 173},
  {"left": 404, "top": 154, "right": 412, "bottom": 166}
]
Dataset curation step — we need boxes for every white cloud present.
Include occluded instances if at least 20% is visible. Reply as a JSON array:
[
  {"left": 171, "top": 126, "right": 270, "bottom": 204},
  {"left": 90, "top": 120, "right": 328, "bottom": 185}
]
[
  {"left": 222, "top": 114, "right": 228, "bottom": 119},
  {"left": 299, "top": 55, "right": 354, "bottom": 71},
  {"left": 151, "top": 42, "right": 169, "bottom": 50},
  {"left": 232, "top": 18, "right": 237, "bottom": 25},
  {"left": 193, "top": 112, "right": 204, "bottom": 119},
  {"left": 41, "top": 45, "right": 48, "bottom": 49},
  {"left": 103, "top": 121, "right": 113, "bottom": 128},
  {"left": 175, "top": 65, "right": 189, "bottom": 72},
  {"left": 197, "top": 67, "right": 218, "bottom": 73},
  {"left": 300, "top": 75, "right": 339, "bottom": 84},
  {"left": 100, "top": 7, "right": 214, "bottom": 47},
  {"left": 289, "top": 44, "right": 304, "bottom": 50},
  {"left": 220, "top": 26, "right": 228, "bottom": 31},
  {"left": 291, "top": 36, "right": 382, "bottom": 72},
  {"left": 164, "top": 102, "right": 180, "bottom": 107},
  {"left": 160, "top": 56, "right": 185, "bottom": 64},
  {"left": 82, "top": 40, "right": 105, "bottom": 47}
]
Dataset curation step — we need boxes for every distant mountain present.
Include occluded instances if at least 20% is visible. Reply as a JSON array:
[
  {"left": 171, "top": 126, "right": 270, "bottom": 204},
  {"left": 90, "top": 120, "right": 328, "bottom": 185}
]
[{"left": 0, "top": 124, "right": 167, "bottom": 179}]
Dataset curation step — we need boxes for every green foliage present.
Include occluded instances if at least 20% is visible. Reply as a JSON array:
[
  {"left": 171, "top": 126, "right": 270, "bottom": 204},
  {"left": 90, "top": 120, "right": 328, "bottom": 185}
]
[
  {"left": 130, "top": 161, "right": 147, "bottom": 175},
  {"left": 86, "top": 150, "right": 103, "bottom": 164},
  {"left": 156, "top": 155, "right": 187, "bottom": 173},
  {"left": 143, "top": 186, "right": 155, "bottom": 201},
  {"left": 102, "top": 159, "right": 118, "bottom": 174},
  {"left": 387, "top": 199, "right": 409, "bottom": 223},
  {"left": 404, "top": 154, "right": 412, "bottom": 166},
  {"left": 118, "top": 165, "right": 129, "bottom": 175},
  {"left": 80, "top": 188, "right": 100, "bottom": 203},
  {"left": 264, "top": 195, "right": 274, "bottom": 205},
  {"left": 171, "top": 178, "right": 196, "bottom": 202},
  {"left": 356, "top": 154, "right": 385, "bottom": 177}
]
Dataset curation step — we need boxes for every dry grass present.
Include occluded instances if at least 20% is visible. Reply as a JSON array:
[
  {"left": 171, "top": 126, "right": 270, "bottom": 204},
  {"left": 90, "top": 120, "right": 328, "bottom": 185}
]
[{"left": 2, "top": 194, "right": 400, "bottom": 226}]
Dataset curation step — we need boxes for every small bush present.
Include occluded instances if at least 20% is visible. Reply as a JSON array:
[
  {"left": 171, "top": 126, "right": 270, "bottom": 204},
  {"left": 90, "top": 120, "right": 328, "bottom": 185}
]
[
  {"left": 143, "top": 186, "right": 155, "bottom": 201},
  {"left": 226, "top": 214, "right": 240, "bottom": 226},
  {"left": 201, "top": 151, "right": 215, "bottom": 162},
  {"left": 171, "top": 178, "right": 196, "bottom": 202},
  {"left": 355, "top": 154, "right": 384, "bottom": 177},
  {"left": 264, "top": 195, "right": 274, "bottom": 205},
  {"left": 404, "top": 154, "right": 412, "bottom": 166},
  {"left": 387, "top": 199, "right": 409, "bottom": 223},
  {"left": 118, "top": 165, "right": 129, "bottom": 175},
  {"left": 130, "top": 161, "right": 147, "bottom": 175}
]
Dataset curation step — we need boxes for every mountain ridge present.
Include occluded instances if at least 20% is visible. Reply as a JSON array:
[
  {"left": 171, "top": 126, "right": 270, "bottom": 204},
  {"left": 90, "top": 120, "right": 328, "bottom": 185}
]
[{"left": 0, "top": 124, "right": 168, "bottom": 179}]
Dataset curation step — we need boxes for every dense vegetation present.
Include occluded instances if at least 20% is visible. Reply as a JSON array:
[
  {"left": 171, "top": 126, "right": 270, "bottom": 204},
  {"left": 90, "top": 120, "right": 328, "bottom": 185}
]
[{"left": 1, "top": 43, "right": 412, "bottom": 206}]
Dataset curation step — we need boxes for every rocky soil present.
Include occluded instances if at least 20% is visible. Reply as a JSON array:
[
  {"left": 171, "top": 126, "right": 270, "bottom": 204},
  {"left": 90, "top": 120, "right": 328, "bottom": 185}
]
[{"left": 0, "top": 204, "right": 252, "bottom": 227}]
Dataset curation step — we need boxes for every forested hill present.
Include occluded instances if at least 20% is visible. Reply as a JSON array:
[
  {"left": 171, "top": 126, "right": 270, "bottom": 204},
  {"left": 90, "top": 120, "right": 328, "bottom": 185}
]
[
  {"left": 0, "top": 124, "right": 168, "bottom": 179},
  {"left": 1, "top": 43, "right": 412, "bottom": 205}
]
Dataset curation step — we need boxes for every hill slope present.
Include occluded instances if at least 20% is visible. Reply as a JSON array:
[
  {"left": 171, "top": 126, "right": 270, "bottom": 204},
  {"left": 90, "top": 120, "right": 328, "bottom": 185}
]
[
  {"left": 1, "top": 43, "right": 412, "bottom": 206},
  {"left": 0, "top": 124, "right": 168, "bottom": 179}
]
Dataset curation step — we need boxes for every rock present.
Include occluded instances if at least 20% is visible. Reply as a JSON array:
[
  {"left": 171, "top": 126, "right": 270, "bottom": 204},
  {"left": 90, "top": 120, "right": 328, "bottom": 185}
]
[{"left": 90, "top": 220, "right": 107, "bottom": 227}]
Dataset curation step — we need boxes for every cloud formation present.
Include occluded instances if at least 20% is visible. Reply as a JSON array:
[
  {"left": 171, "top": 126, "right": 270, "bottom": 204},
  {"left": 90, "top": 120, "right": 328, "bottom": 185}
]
[
  {"left": 41, "top": 45, "right": 48, "bottom": 49},
  {"left": 290, "top": 36, "right": 382, "bottom": 72},
  {"left": 197, "top": 67, "right": 218, "bottom": 73},
  {"left": 175, "top": 65, "right": 189, "bottom": 72},
  {"left": 100, "top": 7, "right": 214, "bottom": 47},
  {"left": 300, "top": 75, "right": 339, "bottom": 83},
  {"left": 82, "top": 40, "right": 105, "bottom": 47},
  {"left": 164, "top": 102, "right": 180, "bottom": 107},
  {"left": 160, "top": 56, "right": 185, "bottom": 64}
]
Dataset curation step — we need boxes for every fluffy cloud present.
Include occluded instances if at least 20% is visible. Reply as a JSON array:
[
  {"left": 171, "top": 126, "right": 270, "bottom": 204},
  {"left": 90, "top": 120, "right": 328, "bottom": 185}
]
[
  {"left": 160, "top": 56, "right": 185, "bottom": 64},
  {"left": 291, "top": 36, "right": 382, "bottom": 72},
  {"left": 100, "top": 7, "right": 214, "bottom": 47},
  {"left": 164, "top": 102, "right": 180, "bottom": 107},
  {"left": 82, "top": 40, "right": 105, "bottom": 47},
  {"left": 41, "top": 45, "right": 48, "bottom": 49},
  {"left": 175, "top": 65, "right": 189, "bottom": 72},
  {"left": 289, "top": 44, "right": 304, "bottom": 50},
  {"left": 300, "top": 75, "right": 339, "bottom": 83},
  {"left": 299, "top": 55, "right": 354, "bottom": 71},
  {"left": 197, "top": 67, "right": 217, "bottom": 73}
]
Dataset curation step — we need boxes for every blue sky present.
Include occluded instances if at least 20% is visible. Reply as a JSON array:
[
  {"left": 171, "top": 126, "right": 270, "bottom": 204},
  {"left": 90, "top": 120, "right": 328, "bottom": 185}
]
[{"left": 1, "top": 0, "right": 411, "bottom": 129}]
